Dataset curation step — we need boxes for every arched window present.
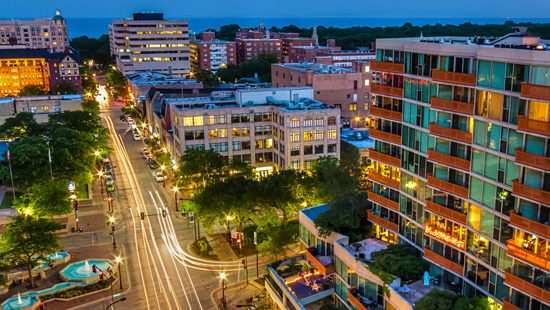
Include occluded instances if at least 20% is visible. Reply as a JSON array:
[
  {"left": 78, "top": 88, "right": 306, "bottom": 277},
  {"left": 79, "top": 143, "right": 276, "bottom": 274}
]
[
  {"left": 314, "top": 117, "right": 324, "bottom": 126},
  {"left": 304, "top": 118, "right": 313, "bottom": 127},
  {"left": 328, "top": 116, "right": 337, "bottom": 125},
  {"left": 290, "top": 118, "right": 300, "bottom": 128}
]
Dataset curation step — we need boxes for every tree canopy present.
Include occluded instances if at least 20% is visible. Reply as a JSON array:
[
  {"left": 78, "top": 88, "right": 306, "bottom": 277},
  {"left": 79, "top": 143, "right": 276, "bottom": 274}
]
[
  {"left": 176, "top": 148, "right": 226, "bottom": 190},
  {"left": 16, "top": 181, "right": 72, "bottom": 218},
  {"left": 370, "top": 244, "right": 427, "bottom": 283},
  {"left": 215, "top": 53, "right": 278, "bottom": 83},
  {"left": 70, "top": 35, "right": 112, "bottom": 66},
  {"left": 413, "top": 289, "right": 490, "bottom": 310},
  {"left": 52, "top": 82, "right": 78, "bottom": 95},
  {"left": 19, "top": 85, "right": 48, "bottom": 97}
]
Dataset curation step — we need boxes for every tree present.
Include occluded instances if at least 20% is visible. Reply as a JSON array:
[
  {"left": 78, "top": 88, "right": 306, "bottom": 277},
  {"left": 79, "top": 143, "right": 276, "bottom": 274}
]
[
  {"left": 193, "top": 69, "right": 217, "bottom": 88},
  {"left": 257, "top": 221, "right": 298, "bottom": 260},
  {"left": 314, "top": 192, "right": 369, "bottom": 240},
  {"left": 1, "top": 136, "right": 50, "bottom": 188},
  {"left": 0, "top": 113, "right": 42, "bottom": 140},
  {"left": 52, "top": 82, "right": 77, "bottom": 95},
  {"left": 370, "top": 244, "right": 427, "bottom": 283},
  {"left": 81, "top": 99, "right": 100, "bottom": 116},
  {"left": 19, "top": 84, "right": 48, "bottom": 97},
  {"left": 105, "top": 69, "right": 128, "bottom": 98},
  {"left": 0, "top": 216, "right": 63, "bottom": 288},
  {"left": 176, "top": 149, "right": 226, "bottom": 190},
  {"left": 215, "top": 24, "right": 241, "bottom": 41},
  {"left": 413, "top": 289, "right": 459, "bottom": 310},
  {"left": 17, "top": 181, "right": 72, "bottom": 218},
  {"left": 310, "top": 156, "right": 359, "bottom": 203},
  {"left": 215, "top": 64, "right": 240, "bottom": 83},
  {"left": 80, "top": 66, "right": 97, "bottom": 95},
  {"left": 454, "top": 296, "right": 490, "bottom": 310},
  {"left": 70, "top": 34, "right": 112, "bottom": 66}
]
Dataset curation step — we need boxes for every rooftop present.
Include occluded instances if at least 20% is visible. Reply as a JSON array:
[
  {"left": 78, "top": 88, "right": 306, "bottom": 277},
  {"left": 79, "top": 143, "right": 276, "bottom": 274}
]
[
  {"left": 0, "top": 94, "right": 83, "bottom": 103},
  {"left": 274, "top": 62, "right": 355, "bottom": 74},
  {"left": 345, "top": 239, "right": 388, "bottom": 262},
  {"left": 191, "top": 39, "right": 233, "bottom": 44},
  {"left": 340, "top": 128, "right": 374, "bottom": 149},
  {"left": 127, "top": 71, "right": 200, "bottom": 86}
]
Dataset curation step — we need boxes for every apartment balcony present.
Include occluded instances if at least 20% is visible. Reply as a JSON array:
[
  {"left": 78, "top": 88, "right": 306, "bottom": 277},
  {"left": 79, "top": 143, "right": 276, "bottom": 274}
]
[
  {"left": 367, "top": 210, "right": 399, "bottom": 233},
  {"left": 515, "top": 148, "right": 550, "bottom": 171},
  {"left": 369, "top": 149, "right": 401, "bottom": 167},
  {"left": 509, "top": 211, "right": 550, "bottom": 240},
  {"left": 517, "top": 116, "right": 550, "bottom": 137},
  {"left": 368, "top": 190, "right": 399, "bottom": 211},
  {"left": 425, "top": 198, "right": 467, "bottom": 225},
  {"left": 370, "top": 60, "right": 405, "bottom": 74},
  {"left": 305, "top": 247, "right": 335, "bottom": 276},
  {"left": 428, "top": 148, "right": 471, "bottom": 171},
  {"left": 504, "top": 268, "right": 550, "bottom": 305},
  {"left": 423, "top": 247, "right": 464, "bottom": 276},
  {"left": 370, "top": 84, "right": 404, "bottom": 97},
  {"left": 431, "top": 69, "right": 476, "bottom": 86},
  {"left": 347, "top": 287, "right": 372, "bottom": 310},
  {"left": 369, "top": 106, "right": 402, "bottom": 122},
  {"left": 520, "top": 82, "right": 550, "bottom": 102},
  {"left": 427, "top": 174, "right": 469, "bottom": 199},
  {"left": 369, "top": 172, "right": 400, "bottom": 189},
  {"left": 369, "top": 128, "right": 401, "bottom": 145},
  {"left": 507, "top": 239, "right": 550, "bottom": 273},
  {"left": 429, "top": 123, "right": 473, "bottom": 144},
  {"left": 430, "top": 97, "right": 474, "bottom": 115},
  {"left": 502, "top": 296, "right": 523, "bottom": 310},
  {"left": 512, "top": 179, "right": 550, "bottom": 207}
]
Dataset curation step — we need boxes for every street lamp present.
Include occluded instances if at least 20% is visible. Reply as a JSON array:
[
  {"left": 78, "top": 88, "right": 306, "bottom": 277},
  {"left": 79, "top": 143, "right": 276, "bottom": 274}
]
[
  {"left": 109, "top": 217, "right": 116, "bottom": 249},
  {"left": 94, "top": 151, "right": 100, "bottom": 169},
  {"left": 115, "top": 256, "right": 123, "bottom": 289},
  {"left": 105, "top": 297, "right": 126, "bottom": 310},
  {"left": 220, "top": 272, "right": 226, "bottom": 307},
  {"left": 226, "top": 215, "right": 231, "bottom": 241},
  {"left": 173, "top": 186, "right": 179, "bottom": 212},
  {"left": 70, "top": 194, "right": 78, "bottom": 231},
  {"left": 248, "top": 218, "right": 259, "bottom": 279},
  {"left": 24, "top": 208, "right": 31, "bottom": 218},
  {"left": 98, "top": 171, "right": 104, "bottom": 195}
]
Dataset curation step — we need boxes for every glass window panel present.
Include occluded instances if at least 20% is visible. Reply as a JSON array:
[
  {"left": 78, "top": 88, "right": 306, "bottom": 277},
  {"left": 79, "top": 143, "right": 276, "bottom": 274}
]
[
  {"left": 527, "top": 100, "right": 549, "bottom": 122},
  {"left": 437, "top": 112, "right": 451, "bottom": 127},
  {"left": 507, "top": 129, "right": 523, "bottom": 156},
  {"left": 525, "top": 135, "right": 544, "bottom": 156},
  {"left": 480, "top": 209, "right": 494, "bottom": 235},
  {"left": 403, "top": 101, "right": 410, "bottom": 124},
  {"left": 470, "top": 177, "right": 483, "bottom": 203},
  {"left": 439, "top": 84, "right": 453, "bottom": 100},
  {"left": 491, "top": 62, "right": 506, "bottom": 90},
  {"left": 531, "top": 66, "right": 550, "bottom": 86},
  {"left": 484, "top": 153, "right": 498, "bottom": 181},
  {"left": 524, "top": 168, "right": 542, "bottom": 189},
  {"left": 473, "top": 120, "right": 487, "bottom": 147},
  {"left": 505, "top": 160, "right": 520, "bottom": 187},
  {"left": 477, "top": 60, "right": 492, "bottom": 87},
  {"left": 468, "top": 204, "right": 482, "bottom": 231},
  {"left": 472, "top": 149, "right": 485, "bottom": 175},
  {"left": 482, "top": 182, "right": 496, "bottom": 209},
  {"left": 488, "top": 124, "right": 501, "bottom": 151}
]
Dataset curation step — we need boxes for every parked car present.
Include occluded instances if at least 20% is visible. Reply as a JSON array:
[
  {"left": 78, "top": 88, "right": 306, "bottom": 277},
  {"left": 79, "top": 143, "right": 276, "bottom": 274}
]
[
  {"left": 105, "top": 175, "right": 113, "bottom": 184},
  {"left": 105, "top": 164, "right": 112, "bottom": 173},
  {"left": 106, "top": 182, "right": 115, "bottom": 192},
  {"left": 133, "top": 134, "right": 141, "bottom": 141},
  {"left": 143, "top": 150, "right": 151, "bottom": 159},
  {"left": 153, "top": 171, "right": 164, "bottom": 182},
  {"left": 147, "top": 158, "right": 159, "bottom": 169},
  {"left": 101, "top": 155, "right": 110, "bottom": 164}
]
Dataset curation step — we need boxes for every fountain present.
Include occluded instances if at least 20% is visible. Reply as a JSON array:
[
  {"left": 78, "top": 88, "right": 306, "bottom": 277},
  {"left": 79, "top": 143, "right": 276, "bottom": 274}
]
[
  {"left": 59, "top": 259, "right": 113, "bottom": 283},
  {"left": 84, "top": 261, "right": 90, "bottom": 271},
  {"left": 1, "top": 294, "right": 39, "bottom": 310}
]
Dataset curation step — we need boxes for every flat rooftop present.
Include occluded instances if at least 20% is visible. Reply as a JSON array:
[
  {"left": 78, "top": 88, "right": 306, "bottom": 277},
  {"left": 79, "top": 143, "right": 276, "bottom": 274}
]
[
  {"left": 340, "top": 129, "right": 374, "bottom": 149},
  {"left": 167, "top": 96, "right": 333, "bottom": 112},
  {"left": 345, "top": 239, "right": 388, "bottom": 262},
  {"left": 274, "top": 62, "right": 355, "bottom": 74},
  {"left": 191, "top": 39, "right": 233, "bottom": 44}
]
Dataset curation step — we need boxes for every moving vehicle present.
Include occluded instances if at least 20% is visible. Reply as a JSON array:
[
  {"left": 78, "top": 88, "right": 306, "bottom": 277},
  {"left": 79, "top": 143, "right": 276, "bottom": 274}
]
[{"left": 105, "top": 175, "right": 113, "bottom": 184}]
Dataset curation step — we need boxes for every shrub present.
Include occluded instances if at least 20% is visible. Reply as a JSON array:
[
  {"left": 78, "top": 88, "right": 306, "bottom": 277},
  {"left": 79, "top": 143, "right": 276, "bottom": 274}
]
[{"left": 197, "top": 240, "right": 208, "bottom": 255}]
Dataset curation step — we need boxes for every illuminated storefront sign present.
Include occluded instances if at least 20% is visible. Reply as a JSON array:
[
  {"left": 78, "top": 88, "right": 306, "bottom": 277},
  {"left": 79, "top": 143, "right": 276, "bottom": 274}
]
[{"left": 424, "top": 223, "right": 465, "bottom": 249}]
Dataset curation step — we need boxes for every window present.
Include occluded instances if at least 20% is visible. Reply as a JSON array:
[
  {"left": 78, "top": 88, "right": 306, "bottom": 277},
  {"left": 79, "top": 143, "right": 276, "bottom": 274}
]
[
  {"left": 291, "top": 160, "right": 300, "bottom": 170},
  {"left": 255, "top": 140, "right": 264, "bottom": 149},
  {"left": 209, "top": 129, "right": 218, "bottom": 139},
  {"left": 54, "top": 105, "right": 61, "bottom": 112},
  {"left": 314, "top": 117, "right": 324, "bottom": 126},
  {"left": 210, "top": 143, "right": 218, "bottom": 152},
  {"left": 291, "top": 146, "right": 300, "bottom": 156},
  {"left": 350, "top": 103, "right": 357, "bottom": 111},
  {"left": 193, "top": 116, "right": 204, "bottom": 126},
  {"left": 314, "top": 131, "right": 324, "bottom": 140},
  {"left": 327, "top": 130, "right": 337, "bottom": 140},
  {"left": 183, "top": 117, "right": 194, "bottom": 126},
  {"left": 304, "top": 131, "right": 313, "bottom": 141},
  {"left": 208, "top": 115, "right": 216, "bottom": 125},
  {"left": 233, "top": 141, "right": 241, "bottom": 151},
  {"left": 304, "top": 118, "right": 313, "bottom": 127},
  {"left": 304, "top": 145, "right": 313, "bottom": 155},
  {"left": 242, "top": 141, "right": 251, "bottom": 150},
  {"left": 328, "top": 116, "right": 337, "bottom": 125},
  {"left": 335, "top": 104, "right": 342, "bottom": 109},
  {"left": 232, "top": 128, "right": 241, "bottom": 137},
  {"left": 290, "top": 132, "right": 300, "bottom": 142},
  {"left": 315, "top": 145, "right": 324, "bottom": 154},
  {"left": 218, "top": 129, "right": 227, "bottom": 138},
  {"left": 364, "top": 79, "right": 370, "bottom": 86},
  {"left": 219, "top": 142, "right": 228, "bottom": 152},
  {"left": 290, "top": 118, "right": 299, "bottom": 128},
  {"left": 328, "top": 144, "right": 336, "bottom": 153},
  {"left": 304, "top": 159, "right": 313, "bottom": 169}
]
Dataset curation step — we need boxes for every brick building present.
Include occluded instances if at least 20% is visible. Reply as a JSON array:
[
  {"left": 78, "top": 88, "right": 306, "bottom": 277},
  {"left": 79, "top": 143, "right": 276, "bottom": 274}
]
[
  {"left": 235, "top": 32, "right": 282, "bottom": 63},
  {"left": 190, "top": 32, "right": 236, "bottom": 72},
  {"left": 315, "top": 48, "right": 376, "bottom": 68}
]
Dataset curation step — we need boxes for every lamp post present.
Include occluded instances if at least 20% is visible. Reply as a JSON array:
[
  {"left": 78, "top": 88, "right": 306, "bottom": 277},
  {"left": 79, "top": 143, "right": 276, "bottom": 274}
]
[
  {"left": 94, "top": 151, "right": 100, "bottom": 169},
  {"left": 98, "top": 171, "right": 104, "bottom": 195},
  {"left": 160, "top": 165, "right": 166, "bottom": 188},
  {"left": 220, "top": 272, "right": 226, "bottom": 308},
  {"left": 173, "top": 186, "right": 179, "bottom": 212},
  {"left": 109, "top": 217, "right": 116, "bottom": 249},
  {"left": 115, "top": 257, "right": 123, "bottom": 289},
  {"left": 70, "top": 194, "right": 78, "bottom": 231},
  {"left": 248, "top": 218, "right": 259, "bottom": 279},
  {"left": 105, "top": 297, "right": 127, "bottom": 310},
  {"left": 226, "top": 215, "right": 231, "bottom": 242},
  {"left": 24, "top": 208, "right": 31, "bottom": 218}
]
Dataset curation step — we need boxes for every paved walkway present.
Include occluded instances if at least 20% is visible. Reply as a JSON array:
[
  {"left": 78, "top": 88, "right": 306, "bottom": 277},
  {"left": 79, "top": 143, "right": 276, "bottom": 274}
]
[
  {"left": 206, "top": 233, "right": 239, "bottom": 261},
  {"left": 212, "top": 280, "right": 268, "bottom": 310}
]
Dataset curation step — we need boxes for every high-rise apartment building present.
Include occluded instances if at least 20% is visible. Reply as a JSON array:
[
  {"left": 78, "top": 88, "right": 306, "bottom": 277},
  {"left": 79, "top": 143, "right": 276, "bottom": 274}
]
[
  {"left": 0, "top": 10, "right": 69, "bottom": 52},
  {"left": 109, "top": 13, "right": 190, "bottom": 76},
  {"left": 189, "top": 32, "right": 236, "bottom": 72},
  {"left": 366, "top": 27, "right": 550, "bottom": 309}
]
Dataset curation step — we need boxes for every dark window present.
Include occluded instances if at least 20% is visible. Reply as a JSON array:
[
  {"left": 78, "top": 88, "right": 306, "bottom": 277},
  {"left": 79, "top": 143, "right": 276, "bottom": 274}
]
[
  {"left": 328, "top": 144, "right": 336, "bottom": 153},
  {"left": 304, "top": 145, "right": 313, "bottom": 155},
  {"left": 315, "top": 145, "right": 324, "bottom": 154}
]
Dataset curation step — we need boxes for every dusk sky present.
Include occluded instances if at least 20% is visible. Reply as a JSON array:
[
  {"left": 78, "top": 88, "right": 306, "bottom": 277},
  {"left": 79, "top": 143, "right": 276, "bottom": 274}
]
[{"left": 5, "top": 0, "right": 550, "bottom": 19}]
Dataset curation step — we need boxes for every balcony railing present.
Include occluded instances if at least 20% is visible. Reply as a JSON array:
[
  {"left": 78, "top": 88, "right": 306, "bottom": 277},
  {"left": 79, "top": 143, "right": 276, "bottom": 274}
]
[
  {"left": 370, "top": 84, "right": 404, "bottom": 97},
  {"left": 428, "top": 148, "right": 471, "bottom": 171},
  {"left": 431, "top": 69, "right": 476, "bottom": 86},
  {"left": 504, "top": 268, "right": 550, "bottom": 305},
  {"left": 512, "top": 179, "right": 550, "bottom": 206},
  {"left": 517, "top": 116, "right": 550, "bottom": 137},
  {"left": 502, "top": 296, "right": 523, "bottom": 310},
  {"left": 370, "top": 60, "right": 404, "bottom": 74},
  {"left": 369, "top": 106, "right": 402, "bottom": 122},
  {"left": 509, "top": 211, "right": 550, "bottom": 240},
  {"left": 430, "top": 97, "right": 474, "bottom": 115},
  {"left": 306, "top": 248, "right": 335, "bottom": 276},
  {"left": 369, "top": 128, "right": 401, "bottom": 145},
  {"left": 427, "top": 174, "right": 469, "bottom": 199},
  {"left": 369, "top": 172, "right": 400, "bottom": 189},
  {"left": 425, "top": 198, "right": 467, "bottom": 225},
  {"left": 507, "top": 239, "right": 550, "bottom": 273},
  {"left": 515, "top": 148, "right": 550, "bottom": 171},
  {"left": 347, "top": 287, "right": 368, "bottom": 310},
  {"left": 367, "top": 210, "right": 398, "bottom": 233},
  {"left": 429, "top": 123, "right": 473, "bottom": 144},
  {"left": 424, "top": 247, "right": 464, "bottom": 276},
  {"left": 369, "top": 149, "right": 401, "bottom": 167},
  {"left": 368, "top": 190, "right": 399, "bottom": 211},
  {"left": 520, "top": 82, "right": 550, "bottom": 102}
]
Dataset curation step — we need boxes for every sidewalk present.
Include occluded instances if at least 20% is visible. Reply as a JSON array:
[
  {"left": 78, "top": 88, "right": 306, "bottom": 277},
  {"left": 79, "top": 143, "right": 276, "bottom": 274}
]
[
  {"left": 206, "top": 233, "right": 239, "bottom": 261},
  {"left": 211, "top": 280, "right": 268, "bottom": 310},
  {"left": 65, "top": 177, "right": 109, "bottom": 233}
]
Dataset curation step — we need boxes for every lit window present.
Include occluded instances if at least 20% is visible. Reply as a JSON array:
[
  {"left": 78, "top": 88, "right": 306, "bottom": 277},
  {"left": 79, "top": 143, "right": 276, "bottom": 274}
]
[
  {"left": 303, "top": 118, "right": 313, "bottom": 127},
  {"left": 314, "top": 131, "right": 324, "bottom": 140},
  {"left": 328, "top": 116, "right": 337, "bottom": 125},
  {"left": 289, "top": 118, "right": 299, "bottom": 128},
  {"left": 364, "top": 66, "right": 370, "bottom": 73},
  {"left": 328, "top": 129, "right": 337, "bottom": 140},
  {"left": 304, "top": 131, "right": 313, "bottom": 141},
  {"left": 314, "top": 117, "right": 324, "bottom": 126},
  {"left": 193, "top": 116, "right": 204, "bottom": 126},
  {"left": 290, "top": 132, "right": 300, "bottom": 142},
  {"left": 350, "top": 103, "right": 357, "bottom": 111},
  {"left": 183, "top": 117, "right": 193, "bottom": 126},
  {"left": 364, "top": 79, "right": 369, "bottom": 86}
]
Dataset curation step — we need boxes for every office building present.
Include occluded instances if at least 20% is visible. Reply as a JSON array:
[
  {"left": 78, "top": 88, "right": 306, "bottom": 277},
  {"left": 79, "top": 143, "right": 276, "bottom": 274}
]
[
  {"left": 272, "top": 62, "right": 371, "bottom": 128},
  {"left": 109, "top": 13, "right": 190, "bottom": 77},
  {"left": 0, "top": 10, "right": 69, "bottom": 52},
  {"left": 163, "top": 87, "right": 340, "bottom": 175},
  {"left": 189, "top": 32, "right": 236, "bottom": 72},
  {"left": 366, "top": 27, "right": 550, "bottom": 309},
  {"left": 0, "top": 94, "right": 83, "bottom": 123}
]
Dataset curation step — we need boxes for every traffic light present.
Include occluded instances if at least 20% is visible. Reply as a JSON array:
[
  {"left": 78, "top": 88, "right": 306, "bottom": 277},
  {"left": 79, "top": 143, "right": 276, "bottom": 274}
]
[
  {"left": 140, "top": 212, "right": 145, "bottom": 220},
  {"left": 74, "top": 200, "right": 78, "bottom": 210},
  {"left": 222, "top": 285, "right": 226, "bottom": 290},
  {"left": 112, "top": 225, "right": 115, "bottom": 231},
  {"left": 241, "top": 259, "right": 246, "bottom": 268}
]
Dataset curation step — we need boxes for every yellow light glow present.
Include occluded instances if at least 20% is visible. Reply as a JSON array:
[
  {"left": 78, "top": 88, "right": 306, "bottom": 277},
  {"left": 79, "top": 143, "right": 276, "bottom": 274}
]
[
  {"left": 98, "top": 171, "right": 103, "bottom": 176},
  {"left": 69, "top": 195, "right": 77, "bottom": 199},
  {"left": 355, "top": 117, "right": 361, "bottom": 121},
  {"left": 25, "top": 209, "right": 31, "bottom": 215},
  {"left": 94, "top": 151, "right": 100, "bottom": 156},
  {"left": 226, "top": 215, "right": 231, "bottom": 221},
  {"left": 220, "top": 273, "right": 225, "bottom": 279},
  {"left": 115, "top": 257, "right": 122, "bottom": 263},
  {"left": 109, "top": 217, "right": 115, "bottom": 223},
  {"left": 173, "top": 186, "right": 178, "bottom": 192},
  {"left": 161, "top": 165, "right": 165, "bottom": 170},
  {"left": 302, "top": 202, "right": 307, "bottom": 207},
  {"left": 405, "top": 181, "right": 417, "bottom": 189},
  {"left": 162, "top": 147, "right": 167, "bottom": 153},
  {"left": 173, "top": 164, "right": 179, "bottom": 170}
]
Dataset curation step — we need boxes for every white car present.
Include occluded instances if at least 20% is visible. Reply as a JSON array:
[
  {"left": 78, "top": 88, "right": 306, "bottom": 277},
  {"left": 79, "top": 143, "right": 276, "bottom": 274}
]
[
  {"left": 143, "top": 150, "right": 151, "bottom": 159},
  {"left": 105, "top": 175, "right": 113, "bottom": 184},
  {"left": 133, "top": 134, "right": 141, "bottom": 141},
  {"left": 153, "top": 171, "right": 164, "bottom": 182}
]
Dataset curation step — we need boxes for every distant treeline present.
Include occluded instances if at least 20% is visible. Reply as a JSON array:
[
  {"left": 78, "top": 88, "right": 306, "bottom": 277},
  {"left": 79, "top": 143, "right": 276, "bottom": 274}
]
[{"left": 210, "top": 21, "right": 550, "bottom": 50}]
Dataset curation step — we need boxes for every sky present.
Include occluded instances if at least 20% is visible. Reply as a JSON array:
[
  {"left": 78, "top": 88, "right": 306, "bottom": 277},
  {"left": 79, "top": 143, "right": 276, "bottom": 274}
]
[{"left": 4, "top": 0, "right": 550, "bottom": 19}]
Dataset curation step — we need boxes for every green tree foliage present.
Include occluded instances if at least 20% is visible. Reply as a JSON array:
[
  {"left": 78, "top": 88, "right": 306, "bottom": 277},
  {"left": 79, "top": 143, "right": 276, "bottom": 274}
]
[
  {"left": 104, "top": 68, "right": 128, "bottom": 99},
  {"left": 52, "top": 82, "right": 77, "bottom": 95},
  {"left": 176, "top": 148, "right": 226, "bottom": 190},
  {"left": 1, "top": 136, "right": 50, "bottom": 188},
  {"left": 314, "top": 192, "right": 369, "bottom": 240},
  {"left": 70, "top": 35, "right": 112, "bottom": 66},
  {"left": 81, "top": 99, "right": 100, "bottom": 116},
  {"left": 214, "top": 24, "right": 241, "bottom": 41},
  {"left": 80, "top": 66, "right": 97, "bottom": 95},
  {"left": 16, "top": 181, "right": 71, "bottom": 218},
  {"left": 370, "top": 244, "right": 427, "bottom": 283},
  {"left": 454, "top": 296, "right": 490, "bottom": 310},
  {"left": 192, "top": 69, "right": 217, "bottom": 88},
  {"left": 310, "top": 156, "right": 359, "bottom": 203},
  {"left": 257, "top": 221, "right": 298, "bottom": 260},
  {"left": 19, "top": 84, "right": 48, "bottom": 97},
  {"left": 413, "top": 289, "right": 459, "bottom": 310},
  {"left": 0, "top": 216, "right": 63, "bottom": 288},
  {"left": 0, "top": 113, "right": 43, "bottom": 140},
  {"left": 215, "top": 53, "right": 278, "bottom": 83}
]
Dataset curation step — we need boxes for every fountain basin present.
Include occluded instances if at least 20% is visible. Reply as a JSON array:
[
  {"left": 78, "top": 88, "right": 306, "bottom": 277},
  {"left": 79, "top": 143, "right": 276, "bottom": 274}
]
[
  {"left": 1, "top": 295, "right": 39, "bottom": 310},
  {"left": 26, "top": 282, "right": 88, "bottom": 297},
  {"left": 59, "top": 259, "right": 113, "bottom": 283}
]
